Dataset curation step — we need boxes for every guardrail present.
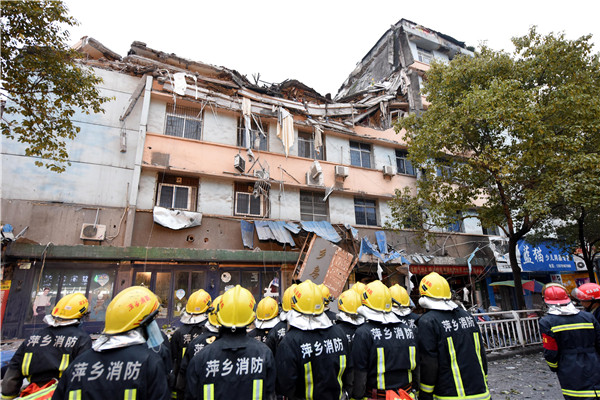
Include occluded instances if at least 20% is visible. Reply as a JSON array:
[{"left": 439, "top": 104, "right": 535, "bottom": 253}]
[{"left": 471, "top": 309, "right": 543, "bottom": 352}]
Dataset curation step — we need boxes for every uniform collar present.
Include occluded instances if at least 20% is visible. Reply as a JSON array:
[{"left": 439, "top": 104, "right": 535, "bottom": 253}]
[
  {"left": 336, "top": 311, "right": 365, "bottom": 326},
  {"left": 180, "top": 311, "right": 208, "bottom": 325},
  {"left": 43, "top": 315, "right": 80, "bottom": 327},
  {"left": 93, "top": 329, "right": 146, "bottom": 352},
  {"left": 392, "top": 306, "right": 413, "bottom": 317},
  {"left": 547, "top": 302, "right": 580, "bottom": 315},
  {"left": 287, "top": 310, "right": 333, "bottom": 330},
  {"left": 419, "top": 296, "right": 458, "bottom": 311},
  {"left": 357, "top": 305, "right": 400, "bottom": 324},
  {"left": 255, "top": 317, "right": 279, "bottom": 329}
]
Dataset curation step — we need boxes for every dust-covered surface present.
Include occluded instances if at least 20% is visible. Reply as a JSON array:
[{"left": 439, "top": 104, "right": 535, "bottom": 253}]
[{"left": 488, "top": 350, "right": 563, "bottom": 399}]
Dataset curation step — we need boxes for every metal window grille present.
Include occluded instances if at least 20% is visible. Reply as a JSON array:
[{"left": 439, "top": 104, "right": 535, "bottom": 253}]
[
  {"left": 237, "top": 118, "right": 268, "bottom": 151},
  {"left": 164, "top": 104, "right": 203, "bottom": 140},
  {"left": 300, "top": 191, "right": 329, "bottom": 221}
]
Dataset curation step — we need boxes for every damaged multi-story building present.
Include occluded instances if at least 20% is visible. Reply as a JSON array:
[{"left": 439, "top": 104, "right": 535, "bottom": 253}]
[{"left": 1, "top": 19, "right": 499, "bottom": 338}]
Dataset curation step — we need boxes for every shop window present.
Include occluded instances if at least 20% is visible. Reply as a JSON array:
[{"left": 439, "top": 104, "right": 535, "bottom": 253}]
[
  {"left": 173, "top": 271, "right": 206, "bottom": 317},
  {"left": 395, "top": 149, "right": 415, "bottom": 176},
  {"left": 156, "top": 174, "right": 198, "bottom": 211},
  {"left": 350, "top": 141, "right": 372, "bottom": 168},
  {"left": 300, "top": 191, "right": 329, "bottom": 221},
  {"left": 234, "top": 182, "right": 268, "bottom": 218},
  {"left": 298, "top": 130, "right": 324, "bottom": 160},
  {"left": 219, "top": 270, "right": 280, "bottom": 300},
  {"left": 88, "top": 270, "right": 114, "bottom": 322},
  {"left": 164, "top": 103, "right": 203, "bottom": 140},
  {"left": 237, "top": 117, "right": 268, "bottom": 151},
  {"left": 354, "top": 198, "right": 378, "bottom": 226},
  {"left": 155, "top": 272, "right": 171, "bottom": 319}
]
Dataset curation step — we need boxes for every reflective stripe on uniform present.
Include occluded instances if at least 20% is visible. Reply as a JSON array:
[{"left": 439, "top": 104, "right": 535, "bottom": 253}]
[
  {"left": 337, "top": 355, "right": 347, "bottom": 399},
  {"left": 20, "top": 383, "right": 58, "bottom": 400},
  {"left": 546, "top": 360, "right": 558, "bottom": 368},
  {"left": 59, "top": 354, "right": 70, "bottom": 377},
  {"left": 304, "top": 361, "right": 314, "bottom": 400},
  {"left": 22, "top": 352, "right": 33, "bottom": 377},
  {"left": 68, "top": 390, "right": 82, "bottom": 400},
  {"left": 433, "top": 391, "right": 491, "bottom": 400},
  {"left": 376, "top": 347, "right": 386, "bottom": 390},
  {"left": 551, "top": 323, "right": 594, "bottom": 333},
  {"left": 408, "top": 346, "right": 416, "bottom": 383},
  {"left": 203, "top": 384, "right": 214, "bottom": 400},
  {"left": 252, "top": 379, "right": 263, "bottom": 400},
  {"left": 446, "top": 337, "right": 465, "bottom": 397},
  {"left": 562, "top": 388, "right": 600, "bottom": 397},
  {"left": 124, "top": 388, "right": 136, "bottom": 400},
  {"left": 182, "top": 348, "right": 186, "bottom": 358},
  {"left": 473, "top": 332, "right": 488, "bottom": 390}
]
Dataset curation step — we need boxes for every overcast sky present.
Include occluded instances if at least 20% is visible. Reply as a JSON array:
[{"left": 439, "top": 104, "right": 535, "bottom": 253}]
[{"left": 63, "top": 0, "right": 600, "bottom": 96}]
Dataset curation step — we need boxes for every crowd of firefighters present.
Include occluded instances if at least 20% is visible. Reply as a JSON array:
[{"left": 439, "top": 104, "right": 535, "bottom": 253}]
[{"left": 1, "top": 272, "right": 600, "bottom": 400}]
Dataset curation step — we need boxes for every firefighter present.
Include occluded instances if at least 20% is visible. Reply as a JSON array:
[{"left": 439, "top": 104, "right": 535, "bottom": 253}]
[
  {"left": 319, "top": 283, "right": 337, "bottom": 322},
  {"left": 52, "top": 286, "right": 170, "bottom": 400},
  {"left": 351, "top": 280, "right": 418, "bottom": 399},
  {"left": 390, "top": 284, "right": 419, "bottom": 329},
  {"left": 265, "top": 284, "right": 296, "bottom": 356},
  {"left": 351, "top": 282, "right": 366, "bottom": 296},
  {"left": 175, "top": 295, "right": 222, "bottom": 397},
  {"left": 572, "top": 282, "right": 600, "bottom": 323},
  {"left": 417, "top": 272, "right": 488, "bottom": 400},
  {"left": 169, "top": 289, "right": 212, "bottom": 399},
  {"left": 539, "top": 283, "right": 600, "bottom": 399},
  {"left": 248, "top": 296, "right": 280, "bottom": 343},
  {"left": 276, "top": 280, "right": 351, "bottom": 400},
  {"left": 1, "top": 293, "right": 92, "bottom": 400},
  {"left": 335, "top": 289, "right": 365, "bottom": 398},
  {"left": 185, "top": 286, "right": 276, "bottom": 400}
]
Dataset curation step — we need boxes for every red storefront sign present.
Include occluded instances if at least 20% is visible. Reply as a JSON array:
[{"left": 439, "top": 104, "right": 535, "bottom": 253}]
[{"left": 410, "top": 265, "right": 483, "bottom": 275}]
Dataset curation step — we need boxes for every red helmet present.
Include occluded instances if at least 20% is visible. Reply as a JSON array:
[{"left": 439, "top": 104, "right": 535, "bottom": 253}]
[
  {"left": 542, "top": 284, "right": 570, "bottom": 305},
  {"left": 571, "top": 283, "right": 600, "bottom": 301}
]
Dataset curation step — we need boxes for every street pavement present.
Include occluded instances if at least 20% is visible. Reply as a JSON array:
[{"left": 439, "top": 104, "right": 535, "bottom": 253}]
[{"left": 488, "top": 349, "right": 563, "bottom": 399}]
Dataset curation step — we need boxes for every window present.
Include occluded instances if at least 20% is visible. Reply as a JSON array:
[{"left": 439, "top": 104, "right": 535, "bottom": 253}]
[
  {"left": 417, "top": 46, "right": 433, "bottom": 64},
  {"left": 234, "top": 182, "right": 268, "bottom": 217},
  {"left": 300, "top": 191, "right": 329, "bottom": 221},
  {"left": 350, "top": 141, "right": 371, "bottom": 168},
  {"left": 447, "top": 212, "right": 465, "bottom": 233},
  {"left": 164, "top": 103, "right": 203, "bottom": 140},
  {"left": 482, "top": 225, "right": 501, "bottom": 236},
  {"left": 395, "top": 149, "right": 415, "bottom": 175},
  {"left": 156, "top": 174, "right": 198, "bottom": 211},
  {"left": 237, "top": 117, "right": 268, "bottom": 151},
  {"left": 298, "top": 131, "right": 324, "bottom": 160},
  {"left": 354, "top": 198, "right": 377, "bottom": 226}
]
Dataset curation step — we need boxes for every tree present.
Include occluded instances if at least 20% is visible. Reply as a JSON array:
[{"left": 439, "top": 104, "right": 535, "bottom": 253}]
[
  {"left": 1, "top": 0, "right": 110, "bottom": 172},
  {"left": 391, "top": 27, "right": 600, "bottom": 309}
]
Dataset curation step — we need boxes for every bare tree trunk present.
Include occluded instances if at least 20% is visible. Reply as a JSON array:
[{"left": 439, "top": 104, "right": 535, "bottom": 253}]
[{"left": 508, "top": 238, "right": 526, "bottom": 310}]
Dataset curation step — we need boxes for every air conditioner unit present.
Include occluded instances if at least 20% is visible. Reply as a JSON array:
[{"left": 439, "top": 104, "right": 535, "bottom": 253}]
[
  {"left": 306, "top": 161, "right": 324, "bottom": 186},
  {"left": 80, "top": 224, "right": 106, "bottom": 241},
  {"left": 383, "top": 165, "right": 395, "bottom": 176},
  {"left": 234, "top": 153, "right": 246, "bottom": 173},
  {"left": 334, "top": 165, "right": 349, "bottom": 178},
  {"left": 254, "top": 169, "right": 269, "bottom": 180}
]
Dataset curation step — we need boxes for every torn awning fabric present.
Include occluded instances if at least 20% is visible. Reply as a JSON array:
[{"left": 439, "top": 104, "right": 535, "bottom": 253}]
[
  {"left": 300, "top": 221, "right": 341, "bottom": 243},
  {"left": 358, "top": 236, "right": 404, "bottom": 263},
  {"left": 240, "top": 220, "right": 254, "bottom": 249},
  {"left": 153, "top": 206, "right": 202, "bottom": 230},
  {"left": 255, "top": 220, "right": 295, "bottom": 246}
]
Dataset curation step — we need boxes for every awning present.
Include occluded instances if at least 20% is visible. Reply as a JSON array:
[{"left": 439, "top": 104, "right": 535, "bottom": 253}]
[
  {"left": 255, "top": 221, "right": 295, "bottom": 247},
  {"left": 300, "top": 221, "right": 341, "bottom": 243},
  {"left": 490, "top": 279, "right": 544, "bottom": 292}
]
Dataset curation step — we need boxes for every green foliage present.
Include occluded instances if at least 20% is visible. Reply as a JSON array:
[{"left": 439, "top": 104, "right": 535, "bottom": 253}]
[
  {"left": 1, "top": 0, "right": 110, "bottom": 172},
  {"left": 392, "top": 27, "right": 600, "bottom": 307}
]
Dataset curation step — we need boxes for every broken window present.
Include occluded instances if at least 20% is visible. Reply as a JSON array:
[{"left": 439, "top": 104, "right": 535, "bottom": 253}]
[
  {"left": 164, "top": 103, "right": 203, "bottom": 140},
  {"left": 234, "top": 182, "right": 268, "bottom": 218},
  {"left": 417, "top": 46, "right": 433, "bottom": 64},
  {"left": 350, "top": 141, "right": 372, "bottom": 168},
  {"left": 354, "top": 198, "right": 377, "bottom": 226},
  {"left": 298, "top": 131, "right": 324, "bottom": 160},
  {"left": 396, "top": 149, "right": 415, "bottom": 176},
  {"left": 156, "top": 174, "right": 198, "bottom": 211},
  {"left": 300, "top": 191, "right": 329, "bottom": 221},
  {"left": 446, "top": 211, "right": 465, "bottom": 233},
  {"left": 237, "top": 117, "right": 268, "bottom": 151}
]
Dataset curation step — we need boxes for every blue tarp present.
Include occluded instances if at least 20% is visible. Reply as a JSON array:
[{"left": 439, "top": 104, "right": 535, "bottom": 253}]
[
  {"left": 518, "top": 240, "right": 576, "bottom": 272},
  {"left": 375, "top": 231, "right": 387, "bottom": 253},
  {"left": 255, "top": 221, "right": 295, "bottom": 246},
  {"left": 240, "top": 220, "right": 254, "bottom": 249},
  {"left": 300, "top": 221, "right": 342, "bottom": 243},
  {"left": 284, "top": 221, "right": 301, "bottom": 234},
  {"left": 345, "top": 223, "right": 359, "bottom": 240},
  {"left": 359, "top": 237, "right": 404, "bottom": 263}
]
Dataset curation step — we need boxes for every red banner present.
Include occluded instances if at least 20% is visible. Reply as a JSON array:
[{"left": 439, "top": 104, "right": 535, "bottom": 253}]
[{"left": 409, "top": 265, "right": 483, "bottom": 275}]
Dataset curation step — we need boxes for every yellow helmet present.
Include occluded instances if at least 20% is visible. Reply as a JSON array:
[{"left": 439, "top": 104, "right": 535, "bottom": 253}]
[
  {"left": 351, "top": 282, "right": 366, "bottom": 296},
  {"left": 104, "top": 286, "right": 160, "bottom": 335},
  {"left": 291, "top": 280, "right": 324, "bottom": 315},
  {"left": 216, "top": 285, "right": 256, "bottom": 328},
  {"left": 419, "top": 272, "right": 451, "bottom": 300},
  {"left": 281, "top": 284, "right": 297, "bottom": 312},
  {"left": 256, "top": 296, "right": 279, "bottom": 321},
  {"left": 389, "top": 284, "right": 410, "bottom": 307},
  {"left": 186, "top": 289, "right": 212, "bottom": 314},
  {"left": 208, "top": 295, "right": 222, "bottom": 327},
  {"left": 338, "top": 289, "right": 362, "bottom": 315},
  {"left": 52, "top": 293, "right": 89, "bottom": 320},
  {"left": 318, "top": 284, "right": 334, "bottom": 305},
  {"left": 362, "top": 280, "right": 392, "bottom": 312}
]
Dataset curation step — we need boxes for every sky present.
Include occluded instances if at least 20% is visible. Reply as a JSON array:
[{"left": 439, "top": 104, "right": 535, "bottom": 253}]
[{"left": 63, "top": 0, "right": 600, "bottom": 97}]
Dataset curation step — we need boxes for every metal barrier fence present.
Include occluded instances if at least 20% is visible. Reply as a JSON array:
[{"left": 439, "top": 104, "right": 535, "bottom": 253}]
[{"left": 472, "top": 309, "right": 543, "bottom": 352}]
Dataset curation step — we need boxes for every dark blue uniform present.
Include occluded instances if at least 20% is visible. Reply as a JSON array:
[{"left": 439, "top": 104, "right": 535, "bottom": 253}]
[
  {"left": 395, "top": 311, "right": 419, "bottom": 330},
  {"left": 417, "top": 308, "right": 488, "bottom": 400},
  {"left": 351, "top": 321, "right": 417, "bottom": 398},
  {"left": 52, "top": 343, "right": 170, "bottom": 400},
  {"left": 1, "top": 324, "right": 91, "bottom": 398},
  {"left": 170, "top": 323, "right": 205, "bottom": 397},
  {"left": 248, "top": 327, "right": 271, "bottom": 344},
  {"left": 539, "top": 310, "right": 600, "bottom": 399},
  {"left": 185, "top": 330, "right": 275, "bottom": 400},
  {"left": 264, "top": 320, "right": 288, "bottom": 356},
  {"left": 276, "top": 325, "right": 350, "bottom": 400},
  {"left": 176, "top": 329, "right": 219, "bottom": 395}
]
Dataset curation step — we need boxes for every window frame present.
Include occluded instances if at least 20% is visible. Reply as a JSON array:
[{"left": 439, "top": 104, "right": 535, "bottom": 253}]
[
  {"left": 300, "top": 190, "right": 329, "bottom": 222},
  {"left": 155, "top": 174, "right": 198, "bottom": 211},
  {"left": 234, "top": 182, "right": 268, "bottom": 218},
  {"left": 164, "top": 103, "right": 203, "bottom": 140},
  {"left": 395, "top": 149, "right": 416, "bottom": 176},
  {"left": 298, "top": 130, "right": 324, "bottom": 160},
  {"left": 417, "top": 46, "right": 433, "bottom": 64},
  {"left": 349, "top": 140, "right": 372, "bottom": 168},
  {"left": 237, "top": 117, "right": 268, "bottom": 151},
  {"left": 354, "top": 197, "right": 378, "bottom": 226}
]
